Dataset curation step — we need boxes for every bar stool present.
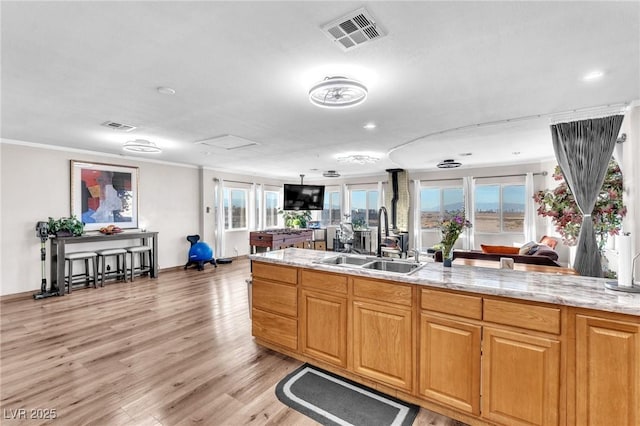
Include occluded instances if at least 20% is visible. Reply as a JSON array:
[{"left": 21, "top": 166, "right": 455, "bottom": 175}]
[
  {"left": 125, "top": 246, "right": 152, "bottom": 281},
  {"left": 64, "top": 251, "right": 98, "bottom": 293},
  {"left": 95, "top": 248, "right": 128, "bottom": 286}
]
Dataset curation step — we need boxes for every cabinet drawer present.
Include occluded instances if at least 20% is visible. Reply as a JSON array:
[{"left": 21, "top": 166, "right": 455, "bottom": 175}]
[
  {"left": 484, "top": 299, "right": 560, "bottom": 334},
  {"left": 252, "top": 262, "right": 297, "bottom": 284},
  {"left": 421, "top": 289, "right": 482, "bottom": 320},
  {"left": 313, "top": 241, "right": 326, "bottom": 251},
  {"left": 252, "top": 308, "right": 297, "bottom": 350},
  {"left": 301, "top": 269, "right": 347, "bottom": 294},
  {"left": 252, "top": 279, "right": 297, "bottom": 317},
  {"left": 353, "top": 277, "right": 413, "bottom": 307}
]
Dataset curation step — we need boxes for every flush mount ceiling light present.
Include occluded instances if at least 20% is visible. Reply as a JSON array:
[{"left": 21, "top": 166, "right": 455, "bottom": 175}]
[
  {"left": 123, "top": 139, "right": 162, "bottom": 153},
  {"left": 582, "top": 70, "right": 604, "bottom": 82},
  {"left": 309, "top": 76, "right": 368, "bottom": 108},
  {"left": 437, "top": 159, "right": 462, "bottom": 169},
  {"left": 323, "top": 170, "right": 341, "bottom": 178},
  {"left": 337, "top": 154, "right": 380, "bottom": 164},
  {"left": 157, "top": 86, "right": 176, "bottom": 95}
]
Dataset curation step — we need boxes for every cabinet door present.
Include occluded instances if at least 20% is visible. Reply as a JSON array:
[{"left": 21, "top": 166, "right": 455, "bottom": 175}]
[
  {"left": 576, "top": 315, "right": 640, "bottom": 426},
  {"left": 419, "top": 313, "right": 481, "bottom": 415},
  {"left": 482, "top": 327, "right": 560, "bottom": 426},
  {"left": 300, "top": 289, "right": 347, "bottom": 367},
  {"left": 353, "top": 300, "right": 413, "bottom": 390}
]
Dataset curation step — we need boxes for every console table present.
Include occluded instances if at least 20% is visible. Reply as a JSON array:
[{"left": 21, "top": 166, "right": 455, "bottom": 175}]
[
  {"left": 50, "top": 231, "right": 158, "bottom": 295},
  {"left": 249, "top": 229, "right": 312, "bottom": 253}
]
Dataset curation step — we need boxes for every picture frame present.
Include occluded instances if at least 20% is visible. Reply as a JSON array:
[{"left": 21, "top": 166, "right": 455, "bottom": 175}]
[{"left": 70, "top": 160, "right": 139, "bottom": 231}]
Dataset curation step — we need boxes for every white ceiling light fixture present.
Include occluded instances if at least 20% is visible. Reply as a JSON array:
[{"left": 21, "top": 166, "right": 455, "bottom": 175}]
[
  {"left": 157, "top": 86, "right": 176, "bottom": 95},
  {"left": 363, "top": 122, "right": 377, "bottom": 130},
  {"left": 323, "top": 170, "right": 341, "bottom": 178},
  {"left": 337, "top": 154, "right": 380, "bottom": 164},
  {"left": 437, "top": 159, "right": 462, "bottom": 169},
  {"left": 123, "top": 139, "right": 162, "bottom": 153},
  {"left": 309, "top": 76, "right": 368, "bottom": 108},
  {"left": 582, "top": 70, "right": 604, "bottom": 82}
]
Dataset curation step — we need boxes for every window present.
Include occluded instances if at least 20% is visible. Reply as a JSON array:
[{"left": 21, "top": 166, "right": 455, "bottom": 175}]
[
  {"left": 474, "top": 184, "right": 525, "bottom": 233},
  {"left": 264, "top": 191, "right": 279, "bottom": 228},
  {"left": 322, "top": 190, "right": 341, "bottom": 226},
  {"left": 223, "top": 188, "right": 247, "bottom": 230},
  {"left": 350, "top": 189, "right": 378, "bottom": 228},
  {"left": 420, "top": 187, "right": 464, "bottom": 229}
]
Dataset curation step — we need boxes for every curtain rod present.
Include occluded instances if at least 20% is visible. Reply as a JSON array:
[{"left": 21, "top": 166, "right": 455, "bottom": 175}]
[
  {"left": 418, "top": 171, "right": 547, "bottom": 183},
  {"left": 346, "top": 181, "right": 387, "bottom": 186},
  {"left": 476, "top": 171, "right": 548, "bottom": 179},
  {"left": 213, "top": 178, "right": 255, "bottom": 185}
]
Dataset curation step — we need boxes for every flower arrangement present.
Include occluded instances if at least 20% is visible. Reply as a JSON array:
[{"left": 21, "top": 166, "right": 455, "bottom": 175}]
[
  {"left": 533, "top": 159, "right": 626, "bottom": 251},
  {"left": 439, "top": 212, "right": 472, "bottom": 260}
]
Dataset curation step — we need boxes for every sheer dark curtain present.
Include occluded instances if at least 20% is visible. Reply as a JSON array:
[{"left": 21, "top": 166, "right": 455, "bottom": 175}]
[{"left": 551, "top": 114, "right": 624, "bottom": 277}]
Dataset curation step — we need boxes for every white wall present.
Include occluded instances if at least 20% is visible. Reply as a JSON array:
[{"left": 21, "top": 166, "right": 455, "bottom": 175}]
[{"left": 0, "top": 141, "right": 200, "bottom": 296}]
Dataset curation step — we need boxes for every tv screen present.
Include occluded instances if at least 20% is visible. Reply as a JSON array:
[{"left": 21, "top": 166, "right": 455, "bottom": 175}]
[{"left": 283, "top": 184, "right": 325, "bottom": 211}]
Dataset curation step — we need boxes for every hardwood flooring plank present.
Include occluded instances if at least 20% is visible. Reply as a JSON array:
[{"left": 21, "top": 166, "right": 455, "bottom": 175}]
[{"left": 1, "top": 257, "right": 464, "bottom": 425}]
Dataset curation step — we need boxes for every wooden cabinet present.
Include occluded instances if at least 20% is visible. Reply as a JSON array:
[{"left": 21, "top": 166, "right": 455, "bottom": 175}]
[
  {"left": 352, "top": 277, "right": 414, "bottom": 391},
  {"left": 419, "top": 289, "right": 482, "bottom": 415},
  {"left": 299, "top": 270, "right": 348, "bottom": 367},
  {"left": 575, "top": 314, "right": 640, "bottom": 426},
  {"left": 482, "top": 327, "right": 560, "bottom": 426},
  {"left": 251, "top": 262, "right": 298, "bottom": 350},
  {"left": 419, "top": 313, "right": 481, "bottom": 415},
  {"left": 300, "top": 289, "right": 347, "bottom": 367},
  {"left": 352, "top": 300, "right": 413, "bottom": 390},
  {"left": 250, "top": 262, "right": 640, "bottom": 426}
]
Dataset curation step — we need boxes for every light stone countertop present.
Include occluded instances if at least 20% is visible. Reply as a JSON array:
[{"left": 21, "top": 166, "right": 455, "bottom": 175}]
[{"left": 249, "top": 248, "right": 640, "bottom": 316}]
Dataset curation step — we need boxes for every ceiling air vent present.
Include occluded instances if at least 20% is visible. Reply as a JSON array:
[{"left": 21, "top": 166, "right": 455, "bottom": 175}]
[
  {"left": 321, "top": 8, "right": 385, "bottom": 51},
  {"left": 101, "top": 121, "right": 137, "bottom": 132}
]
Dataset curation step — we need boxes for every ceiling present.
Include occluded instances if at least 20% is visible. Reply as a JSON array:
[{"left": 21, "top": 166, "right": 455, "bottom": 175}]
[{"left": 2, "top": 1, "right": 638, "bottom": 181}]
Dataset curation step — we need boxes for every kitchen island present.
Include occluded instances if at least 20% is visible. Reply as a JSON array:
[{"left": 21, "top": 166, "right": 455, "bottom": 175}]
[{"left": 249, "top": 248, "right": 639, "bottom": 426}]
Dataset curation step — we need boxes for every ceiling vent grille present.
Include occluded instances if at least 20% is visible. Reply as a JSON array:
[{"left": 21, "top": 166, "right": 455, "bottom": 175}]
[
  {"left": 101, "top": 121, "right": 137, "bottom": 132},
  {"left": 321, "top": 8, "right": 385, "bottom": 51}
]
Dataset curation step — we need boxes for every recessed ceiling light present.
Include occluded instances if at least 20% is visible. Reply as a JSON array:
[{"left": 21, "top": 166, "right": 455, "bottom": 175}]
[
  {"left": 309, "top": 76, "right": 368, "bottom": 108},
  {"left": 582, "top": 70, "right": 604, "bottom": 82},
  {"left": 123, "top": 139, "right": 162, "bottom": 153},
  {"left": 157, "top": 86, "right": 176, "bottom": 95},
  {"left": 363, "top": 122, "right": 377, "bottom": 130},
  {"left": 512, "top": 151, "right": 521, "bottom": 155}
]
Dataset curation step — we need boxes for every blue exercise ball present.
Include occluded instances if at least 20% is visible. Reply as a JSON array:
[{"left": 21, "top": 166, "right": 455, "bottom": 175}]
[{"left": 189, "top": 241, "right": 213, "bottom": 261}]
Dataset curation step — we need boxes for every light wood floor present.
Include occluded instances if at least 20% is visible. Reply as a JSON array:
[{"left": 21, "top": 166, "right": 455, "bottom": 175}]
[{"left": 1, "top": 257, "right": 465, "bottom": 425}]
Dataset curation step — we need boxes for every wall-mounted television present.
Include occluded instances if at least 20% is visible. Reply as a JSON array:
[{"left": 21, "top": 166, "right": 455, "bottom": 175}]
[{"left": 283, "top": 184, "right": 325, "bottom": 211}]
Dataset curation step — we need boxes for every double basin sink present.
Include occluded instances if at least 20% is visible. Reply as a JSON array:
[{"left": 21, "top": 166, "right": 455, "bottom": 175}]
[{"left": 315, "top": 254, "right": 425, "bottom": 275}]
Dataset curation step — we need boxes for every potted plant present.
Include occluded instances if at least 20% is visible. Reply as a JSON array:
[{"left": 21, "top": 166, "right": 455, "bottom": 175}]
[
  {"left": 277, "top": 209, "right": 312, "bottom": 229},
  {"left": 533, "top": 159, "right": 626, "bottom": 252},
  {"left": 47, "top": 215, "right": 85, "bottom": 237}
]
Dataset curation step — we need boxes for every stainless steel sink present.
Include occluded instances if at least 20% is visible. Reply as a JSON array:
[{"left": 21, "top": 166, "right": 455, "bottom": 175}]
[
  {"left": 316, "top": 255, "right": 374, "bottom": 266},
  {"left": 315, "top": 255, "right": 425, "bottom": 275},
  {"left": 361, "top": 260, "right": 422, "bottom": 274}
]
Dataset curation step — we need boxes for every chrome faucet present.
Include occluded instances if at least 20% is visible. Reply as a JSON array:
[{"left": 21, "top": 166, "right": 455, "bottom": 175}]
[
  {"left": 411, "top": 249, "right": 420, "bottom": 263},
  {"left": 377, "top": 206, "right": 389, "bottom": 258}
]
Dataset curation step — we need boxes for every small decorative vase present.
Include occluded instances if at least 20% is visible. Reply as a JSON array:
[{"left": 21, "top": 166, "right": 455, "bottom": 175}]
[{"left": 442, "top": 247, "right": 453, "bottom": 267}]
